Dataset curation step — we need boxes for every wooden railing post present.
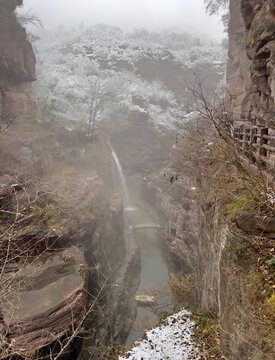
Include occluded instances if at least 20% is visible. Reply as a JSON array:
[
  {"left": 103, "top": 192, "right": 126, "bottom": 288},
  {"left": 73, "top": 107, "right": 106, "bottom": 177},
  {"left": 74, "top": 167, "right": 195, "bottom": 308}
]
[
  {"left": 243, "top": 128, "right": 250, "bottom": 152},
  {"left": 259, "top": 128, "right": 268, "bottom": 157},
  {"left": 250, "top": 128, "right": 257, "bottom": 154},
  {"left": 232, "top": 125, "right": 274, "bottom": 167}
]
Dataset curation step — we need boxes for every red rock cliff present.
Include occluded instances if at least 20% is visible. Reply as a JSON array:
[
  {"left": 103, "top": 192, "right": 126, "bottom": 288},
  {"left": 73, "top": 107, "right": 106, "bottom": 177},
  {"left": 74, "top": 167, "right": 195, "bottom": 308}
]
[
  {"left": 0, "top": 0, "right": 36, "bottom": 120},
  {"left": 227, "top": 0, "right": 275, "bottom": 130}
]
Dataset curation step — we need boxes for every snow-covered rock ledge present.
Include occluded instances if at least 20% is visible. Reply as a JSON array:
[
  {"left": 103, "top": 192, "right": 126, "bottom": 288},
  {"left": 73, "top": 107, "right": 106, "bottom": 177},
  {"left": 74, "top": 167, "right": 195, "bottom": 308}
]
[{"left": 119, "top": 310, "right": 205, "bottom": 360}]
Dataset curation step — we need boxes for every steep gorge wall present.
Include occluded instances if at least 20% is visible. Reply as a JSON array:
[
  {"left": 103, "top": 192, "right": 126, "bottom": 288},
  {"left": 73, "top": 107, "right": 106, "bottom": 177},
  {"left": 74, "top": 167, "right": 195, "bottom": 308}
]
[
  {"left": 0, "top": 0, "right": 36, "bottom": 120},
  {"left": 148, "top": 175, "right": 274, "bottom": 360},
  {"left": 198, "top": 199, "right": 275, "bottom": 360},
  {"left": 228, "top": 0, "right": 275, "bottom": 130},
  {"left": 132, "top": 1, "right": 275, "bottom": 359},
  {"left": 0, "top": 4, "right": 138, "bottom": 355},
  {"left": 218, "top": 7, "right": 275, "bottom": 356}
]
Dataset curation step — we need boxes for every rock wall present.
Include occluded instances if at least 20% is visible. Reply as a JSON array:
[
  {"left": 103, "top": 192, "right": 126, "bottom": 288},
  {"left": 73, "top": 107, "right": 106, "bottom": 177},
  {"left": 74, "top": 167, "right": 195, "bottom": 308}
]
[
  {"left": 143, "top": 169, "right": 274, "bottom": 360},
  {"left": 219, "top": 230, "right": 275, "bottom": 360},
  {"left": 0, "top": 2, "right": 139, "bottom": 356},
  {"left": 0, "top": 0, "right": 36, "bottom": 120},
  {"left": 198, "top": 196, "right": 275, "bottom": 360},
  {"left": 0, "top": 122, "right": 138, "bottom": 358},
  {"left": 1, "top": 247, "right": 87, "bottom": 355},
  {"left": 228, "top": 0, "right": 275, "bottom": 130},
  {"left": 78, "top": 193, "right": 140, "bottom": 359},
  {"left": 138, "top": 2, "right": 275, "bottom": 359},
  {"left": 141, "top": 174, "right": 200, "bottom": 277},
  {"left": 227, "top": 0, "right": 252, "bottom": 126}
]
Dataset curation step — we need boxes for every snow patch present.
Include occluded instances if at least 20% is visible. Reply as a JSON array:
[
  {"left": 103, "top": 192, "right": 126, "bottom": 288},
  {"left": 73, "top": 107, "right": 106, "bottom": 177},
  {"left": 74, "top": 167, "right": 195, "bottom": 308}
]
[{"left": 119, "top": 309, "right": 205, "bottom": 360}]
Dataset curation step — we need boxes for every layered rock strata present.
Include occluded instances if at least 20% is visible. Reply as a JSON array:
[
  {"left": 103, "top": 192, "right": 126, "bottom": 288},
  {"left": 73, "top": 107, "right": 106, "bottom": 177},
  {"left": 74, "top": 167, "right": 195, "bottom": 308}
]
[{"left": 1, "top": 247, "right": 87, "bottom": 355}]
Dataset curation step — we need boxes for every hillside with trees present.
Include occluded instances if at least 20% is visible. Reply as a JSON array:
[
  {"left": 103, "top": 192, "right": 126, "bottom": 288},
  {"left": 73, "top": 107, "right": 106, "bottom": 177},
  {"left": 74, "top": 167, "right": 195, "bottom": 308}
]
[{"left": 34, "top": 25, "right": 227, "bottom": 132}]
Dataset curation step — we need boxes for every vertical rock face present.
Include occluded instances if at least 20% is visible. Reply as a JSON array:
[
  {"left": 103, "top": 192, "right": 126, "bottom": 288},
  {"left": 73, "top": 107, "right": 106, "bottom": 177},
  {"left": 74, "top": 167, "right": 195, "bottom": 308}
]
[
  {"left": 228, "top": 0, "right": 275, "bottom": 129},
  {"left": 227, "top": 0, "right": 252, "bottom": 127},
  {"left": 0, "top": 0, "right": 36, "bottom": 120}
]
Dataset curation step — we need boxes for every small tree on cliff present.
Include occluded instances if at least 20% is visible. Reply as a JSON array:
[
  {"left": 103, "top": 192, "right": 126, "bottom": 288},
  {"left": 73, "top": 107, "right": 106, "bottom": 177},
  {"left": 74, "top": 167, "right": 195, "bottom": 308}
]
[
  {"left": 15, "top": 8, "right": 42, "bottom": 44},
  {"left": 171, "top": 76, "right": 274, "bottom": 218},
  {"left": 87, "top": 78, "right": 104, "bottom": 140},
  {"left": 204, "top": 0, "right": 229, "bottom": 15},
  {"left": 15, "top": 9, "right": 42, "bottom": 28}
]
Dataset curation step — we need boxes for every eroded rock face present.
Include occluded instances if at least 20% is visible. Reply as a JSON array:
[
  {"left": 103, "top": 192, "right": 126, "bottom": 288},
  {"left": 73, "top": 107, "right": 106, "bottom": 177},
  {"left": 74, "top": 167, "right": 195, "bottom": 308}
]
[
  {"left": 219, "top": 229, "right": 275, "bottom": 360},
  {"left": 0, "top": 247, "right": 87, "bottom": 355},
  {"left": 228, "top": 0, "right": 275, "bottom": 129},
  {"left": 227, "top": 0, "right": 252, "bottom": 127},
  {"left": 0, "top": 0, "right": 36, "bottom": 120}
]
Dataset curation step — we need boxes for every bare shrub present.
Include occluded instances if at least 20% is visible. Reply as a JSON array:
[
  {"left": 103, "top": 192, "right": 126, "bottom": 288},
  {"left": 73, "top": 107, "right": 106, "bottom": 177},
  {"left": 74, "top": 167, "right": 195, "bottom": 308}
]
[
  {"left": 15, "top": 9, "right": 42, "bottom": 28},
  {"left": 170, "top": 78, "right": 274, "bottom": 219},
  {"left": 169, "top": 274, "right": 195, "bottom": 308}
]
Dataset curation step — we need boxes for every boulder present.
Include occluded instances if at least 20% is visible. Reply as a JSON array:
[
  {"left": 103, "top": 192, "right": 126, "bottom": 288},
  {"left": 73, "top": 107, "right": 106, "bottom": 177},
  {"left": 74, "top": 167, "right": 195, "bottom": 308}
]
[{"left": 236, "top": 213, "right": 275, "bottom": 235}]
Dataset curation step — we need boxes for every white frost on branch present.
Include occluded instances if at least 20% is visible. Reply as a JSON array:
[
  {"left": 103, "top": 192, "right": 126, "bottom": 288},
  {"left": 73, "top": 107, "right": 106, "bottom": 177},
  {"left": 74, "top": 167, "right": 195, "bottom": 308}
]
[{"left": 34, "top": 24, "right": 226, "bottom": 131}]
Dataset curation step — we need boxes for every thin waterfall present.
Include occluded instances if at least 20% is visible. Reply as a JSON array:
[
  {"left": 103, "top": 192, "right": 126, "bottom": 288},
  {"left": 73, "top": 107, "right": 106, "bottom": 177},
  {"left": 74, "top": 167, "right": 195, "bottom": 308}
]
[{"left": 111, "top": 147, "right": 130, "bottom": 208}]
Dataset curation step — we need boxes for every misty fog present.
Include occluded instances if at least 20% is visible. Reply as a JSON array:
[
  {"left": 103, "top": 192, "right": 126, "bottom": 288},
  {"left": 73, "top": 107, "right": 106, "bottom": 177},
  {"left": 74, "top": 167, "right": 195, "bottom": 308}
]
[
  {"left": 21, "top": 0, "right": 225, "bottom": 42},
  {"left": 4, "top": 0, "right": 274, "bottom": 359}
]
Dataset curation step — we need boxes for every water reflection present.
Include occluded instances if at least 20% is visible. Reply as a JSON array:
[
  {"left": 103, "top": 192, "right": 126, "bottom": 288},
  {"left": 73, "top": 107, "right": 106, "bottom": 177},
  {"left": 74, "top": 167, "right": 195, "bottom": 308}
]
[{"left": 125, "top": 208, "right": 173, "bottom": 346}]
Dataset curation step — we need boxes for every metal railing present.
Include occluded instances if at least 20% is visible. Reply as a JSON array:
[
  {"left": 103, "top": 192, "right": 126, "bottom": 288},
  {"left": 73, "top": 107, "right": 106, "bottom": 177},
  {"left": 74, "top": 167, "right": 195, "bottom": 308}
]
[{"left": 232, "top": 126, "right": 275, "bottom": 167}]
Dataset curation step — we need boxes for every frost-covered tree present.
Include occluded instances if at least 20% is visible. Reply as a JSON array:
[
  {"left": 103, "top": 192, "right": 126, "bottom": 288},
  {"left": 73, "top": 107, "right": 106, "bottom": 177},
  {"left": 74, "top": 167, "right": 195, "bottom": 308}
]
[
  {"left": 34, "top": 25, "right": 226, "bottom": 131},
  {"left": 87, "top": 77, "right": 109, "bottom": 138},
  {"left": 205, "top": 0, "right": 229, "bottom": 15}
]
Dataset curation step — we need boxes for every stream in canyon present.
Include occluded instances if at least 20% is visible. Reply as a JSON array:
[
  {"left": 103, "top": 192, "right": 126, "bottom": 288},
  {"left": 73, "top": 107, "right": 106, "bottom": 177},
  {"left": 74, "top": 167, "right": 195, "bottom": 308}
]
[
  {"left": 124, "top": 205, "right": 173, "bottom": 346},
  {"left": 112, "top": 148, "right": 174, "bottom": 346}
]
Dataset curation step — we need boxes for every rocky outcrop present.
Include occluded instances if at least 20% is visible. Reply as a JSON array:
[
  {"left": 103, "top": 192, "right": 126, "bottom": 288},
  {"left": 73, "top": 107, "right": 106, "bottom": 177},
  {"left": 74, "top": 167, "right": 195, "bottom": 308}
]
[
  {"left": 141, "top": 172, "right": 200, "bottom": 277},
  {"left": 220, "top": 230, "right": 275, "bottom": 360},
  {"left": 78, "top": 192, "right": 140, "bottom": 359},
  {"left": 190, "top": 183, "right": 275, "bottom": 360},
  {"left": 0, "top": 247, "right": 87, "bottom": 355},
  {"left": 0, "top": 124, "right": 138, "bottom": 357},
  {"left": 144, "top": 166, "right": 274, "bottom": 360},
  {"left": 0, "top": 0, "right": 36, "bottom": 121},
  {"left": 228, "top": 0, "right": 275, "bottom": 130}
]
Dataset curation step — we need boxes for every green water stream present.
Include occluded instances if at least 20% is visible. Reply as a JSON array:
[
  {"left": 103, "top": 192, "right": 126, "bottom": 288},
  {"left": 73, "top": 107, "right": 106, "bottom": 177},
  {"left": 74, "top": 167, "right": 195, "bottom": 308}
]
[{"left": 125, "top": 204, "right": 173, "bottom": 346}]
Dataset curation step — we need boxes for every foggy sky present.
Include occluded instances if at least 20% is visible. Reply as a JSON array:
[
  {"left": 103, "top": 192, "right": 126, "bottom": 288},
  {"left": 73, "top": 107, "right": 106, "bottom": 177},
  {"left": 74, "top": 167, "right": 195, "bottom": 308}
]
[{"left": 22, "top": 0, "right": 225, "bottom": 41}]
